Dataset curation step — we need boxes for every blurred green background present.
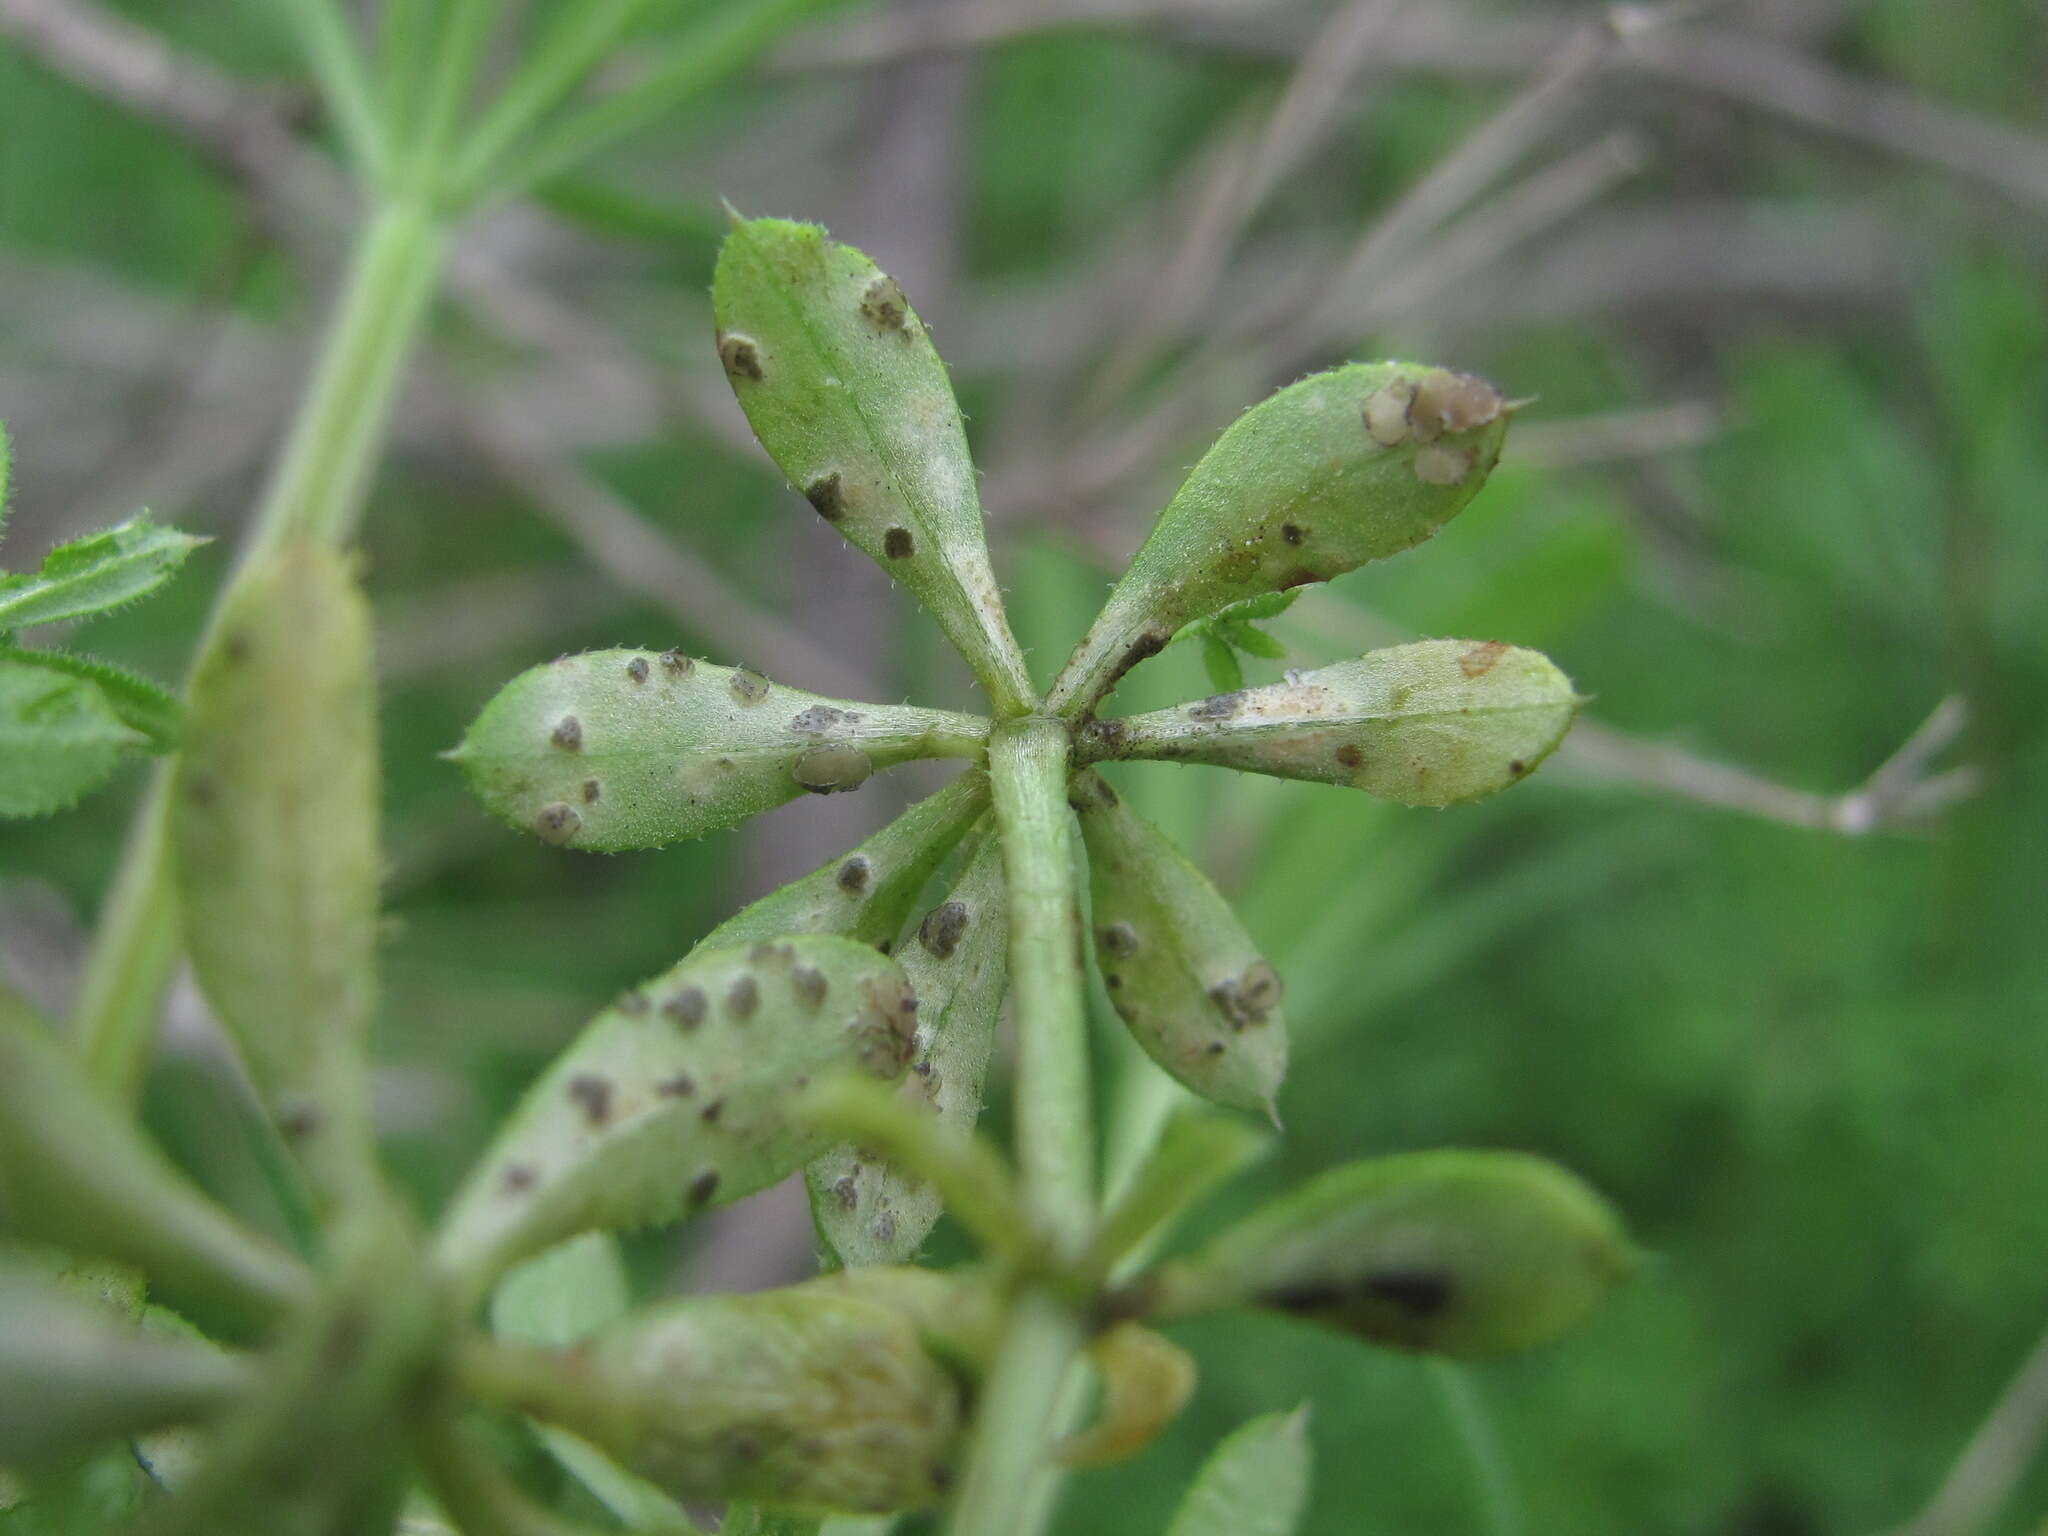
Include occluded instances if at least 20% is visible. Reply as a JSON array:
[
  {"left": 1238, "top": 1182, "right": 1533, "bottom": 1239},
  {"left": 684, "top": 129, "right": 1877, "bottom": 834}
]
[{"left": 2, "top": 0, "right": 2045, "bottom": 1531}]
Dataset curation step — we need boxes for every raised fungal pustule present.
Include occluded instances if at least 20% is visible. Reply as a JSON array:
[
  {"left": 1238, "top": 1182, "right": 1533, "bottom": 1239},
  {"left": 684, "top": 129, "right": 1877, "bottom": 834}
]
[
  {"left": 449, "top": 649, "right": 990, "bottom": 852},
  {"left": 1083, "top": 638, "right": 1582, "bottom": 808}
]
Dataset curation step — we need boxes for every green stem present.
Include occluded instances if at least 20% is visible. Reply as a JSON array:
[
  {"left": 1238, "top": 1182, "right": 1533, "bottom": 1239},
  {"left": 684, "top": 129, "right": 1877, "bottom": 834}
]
[
  {"left": 71, "top": 202, "right": 451, "bottom": 1099},
  {"left": 1429, "top": 1360, "right": 1523, "bottom": 1536},
  {"left": 946, "top": 718, "right": 1096, "bottom": 1536}
]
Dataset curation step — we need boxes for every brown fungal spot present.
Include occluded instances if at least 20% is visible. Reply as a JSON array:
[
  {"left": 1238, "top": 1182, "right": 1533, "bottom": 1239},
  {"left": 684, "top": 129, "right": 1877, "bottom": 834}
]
[
  {"left": 1363, "top": 1268, "right": 1455, "bottom": 1317},
  {"left": 686, "top": 1169, "right": 721, "bottom": 1208},
  {"left": 792, "top": 965, "right": 829, "bottom": 1011},
  {"left": 725, "top": 975, "right": 760, "bottom": 1021},
  {"left": 1335, "top": 744, "right": 1364, "bottom": 770},
  {"left": 793, "top": 744, "right": 873, "bottom": 794},
  {"left": 1410, "top": 369, "right": 1504, "bottom": 438},
  {"left": 836, "top": 856, "right": 872, "bottom": 895},
  {"left": 1109, "top": 628, "right": 1170, "bottom": 689},
  {"left": 277, "top": 1103, "right": 320, "bottom": 1143},
  {"left": 883, "top": 526, "right": 915, "bottom": 559},
  {"left": 581, "top": 778, "right": 602, "bottom": 803},
  {"left": 1458, "top": 640, "right": 1508, "bottom": 678},
  {"left": 1187, "top": 691, "right": 1244, "bottom": 722},
  {"left": 616, "top": 989, "right": 649, "bottom": 1016},
  {"left": 657, "top": 1073, "right": 696, "bottom": 1099},
  {"left": 663, "top": 987, "right": 707, "bottom": 1030},
  {"left": 1282, "top": 523, "right": 1305, "bottom": 545},
  {"left": 500, "top": 1163, "right": 537, "bottom": 1194},
  {"left": 1508, "top": 758, "right": 1527, "bottom": 776},
  {"left": 717, "top": 330, "right": 763, "bottom": 381},
  {"left": 861, "top": 273, "right": 910, "bottom": 332},
  {"left": 661, "top": 649, "right": 693, "bottom": 676},
  {"left": 1081, "top": 717, "right": 1129, "bottom": 757},
  {"left": 831, "top": 1175, "right": 858, "bottom": 1211},
  {"left": 1263, "top": 1280, "right": 1348, "bottom": 1316},
  {"left": 872, "top": 1210, "right": 897, "bottom": 1245},
  {"left": 919, "top": 900, "right": 971, "bottom": 959},
  {"left": 222, "top": 631, "right": 252, "bottom": 663},
  {"left": 804, "top": 471, "right": 846, "bottom": 521},
  {"left": 1363, "top": 380, "right": 1415, "bottom": 447},
  {"left": 1210, "top": 961, "right": 1283, "bottom": 1030},
  {"left": 750, "top": 941, "right": 793, "bottom": 967},
  {"left": 567, "top": 1074, "right": 613, "bottom": 1127},
  {"left": 1279, "top": 567, "right": 1322, "bottom": 590},
  {"left": 550, "top": 715, "right": 583, "bottom": 750},
  {"left": 700, "top": 1098, "right": 725, "bottom": 1125},
  {"left": 626, "top": 656, "right": 649, "bottom": 684},
  {"left": 1104, "top": 972, "right": 1123, "bottom": 991},
  {"left": 533, "top": 803, "right": 581, "bottom": 844},
  {"left": 1206, "top": 1041, "right": 1227, "bottom": 1056},
  {"left": 1098, "top": 921, "right": 1140, "bottom": 958},
  {"left": 729, "top": 667, "right": 770, "bottom": 704},
  {"left": 1412, "top": 444, "right": 1474, "bottom": 486},
  {"left": 790, "top": 704, "right": 850, "bottom": 735}
]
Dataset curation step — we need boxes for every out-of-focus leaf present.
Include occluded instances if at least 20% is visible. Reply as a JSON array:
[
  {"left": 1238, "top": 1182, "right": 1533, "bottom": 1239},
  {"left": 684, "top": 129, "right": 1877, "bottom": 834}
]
[
  {"left": 0, "top": 655, "right": 144, "bottom": 817},
  {"left": 454, "top": 648, "right": 989, "bottom": 852},
  {"left": 1165, "top": 1406, "right": 1314, "bottom": 1536},
  {"left": 0, "top": 515, "right": 205, "bottom": 630},
  {"left": 712, "top": 217, "right": 1035, "bottom": 715},
  {"left": 0, "top": 646, "right": 178, "bottom": 749}
]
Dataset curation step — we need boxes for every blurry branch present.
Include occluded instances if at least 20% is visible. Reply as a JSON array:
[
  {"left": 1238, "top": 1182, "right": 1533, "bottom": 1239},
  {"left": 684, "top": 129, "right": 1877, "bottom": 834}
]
[
  {"left": 1561, "top": 697, "right": 1978, "bottom": 836},
  {"left": 779, "top": 1, "right": 2048, "bottom": 217},
  {"left": 1879, "top": 1316, "right": 2048, "bottom": 1536}
]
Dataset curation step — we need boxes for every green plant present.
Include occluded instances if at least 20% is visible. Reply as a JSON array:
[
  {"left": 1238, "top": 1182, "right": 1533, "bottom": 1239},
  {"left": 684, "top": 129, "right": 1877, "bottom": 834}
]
[{"left": 0, "top": 6, "right": 1636, "bottom": 1528}]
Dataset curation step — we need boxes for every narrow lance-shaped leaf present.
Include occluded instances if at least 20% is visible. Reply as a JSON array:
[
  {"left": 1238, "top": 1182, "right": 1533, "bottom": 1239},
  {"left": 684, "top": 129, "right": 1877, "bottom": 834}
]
[
  {"left": 713, "top": 217, "right": 1036, "bottom": 715},
  {"left": 1166, "top": 1406, "right": 1314, "bottom": 1536},
  {"left": 0, "top": 513, "right": 206, "bottom": 630},
  {"left": 0, "top": 645, "right": 179, "bottom": 749},
  {"left": 1048, "top": 364, "right": 1513, "bottom": 716},
  {"left": 454, "top": 647, "right": 990, "bottom": 852},
  {"left": 0, "top": 654, "right": 146, "bottom": 817},
  {"left": 499, "top": 1270, "right": 991, "bottom": 1515},
  {"left": 1083, "top": 639, "right": 1579, "bottom": 808},
  {"left": 807, "top": 828, "right": 1010, "bottom": 1267},
  {"left": 0, "top": 1260, "right": 253, "bottom": 1467},
  {"left": 1148, "top": 1150, "right": 1637, "bottom": 1360},
  {"left": 434, "top": 935, "right": 922, "bottom": 1296},
  {"left": 1071, "top": 773, "right": 1286, "bottom": 1119},
  {"left": 699, "top": 770, "right": 990, "bottom": 954},
  {"left": 172, "top": 540, "right": 380, "bottom": 1197}
]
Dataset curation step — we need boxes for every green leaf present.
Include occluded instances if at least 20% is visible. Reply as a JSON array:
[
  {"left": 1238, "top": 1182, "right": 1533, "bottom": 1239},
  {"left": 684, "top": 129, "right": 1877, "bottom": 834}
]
[
  {"left": 454, "top": 647, "right": 990, "bottom": 852},
  {"left": 1220, "top": 621, "right": 1286, "bottom": 661},
  {"left": 434, "top": 935, "right": 923, "bottom": 1296},
  {"left": 0, "top": 655, "right": 146, "bottom": 817},
  {"left": 1200, "top": 632, "right": 1243, "bottom": 695},
  {"left": 1152, "top": 1150, "right": 1638, "bottom": 1360},
  {"left": 1071, "top": 773, "right": 1287, "bottom": 1119},
  {"left": 807, "top": 831, "right": 1011, "bottom": 1267},
  {"left": 1048, "top": 364, "right": 1512, "bottom": 715},
  {"left": 0, "top": 515, "right": 205, "bottom": 630},
  {"left": 494, "top": 1237, "right": 706, "bottom": 1535},
  {"left": 1088, "top": 639, "right": 1580, "bottom": 808},
  {"left": 712, "top": 217, "right": 1035, "bottom": 715},
  {"left": 1165, "top": 1406, "right": 1314, "bottom": 1536},
  {"left": 0, "top": 996, "right": 310, "bottom": 1343},
  {"left": 0, "top": 645, "right": 179, "bottom": 749},
  {"left": 1091, "top": 1109, "right": 1270, "bottom": 1272},
  {"left": 0, "top": 1257, "right": 253, "bottom": 1467},
  {"left": 172, "top": 542, "right": 380, "bottom": 1199}
]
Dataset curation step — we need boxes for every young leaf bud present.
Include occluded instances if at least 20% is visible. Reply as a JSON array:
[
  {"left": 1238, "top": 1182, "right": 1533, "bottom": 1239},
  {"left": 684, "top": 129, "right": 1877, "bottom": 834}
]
[
  {"left": 452, "top": 649, "right": 990, "bottom": 852},
  {"left": 434, "top": 936, "right": 921, "bottom": 1294},
  {"left": 562, "top": 1275, "right": 974, "bottom": 1512},
  {"left": 172, "top": 540, "right": 380, "bottom": 1192},
  {"left": 1072, "top": 774, "right": 1286, "bottom": 1118},
  {"left": 1048, "top": 363, "right": 1512, "bottom": 716},
  {"left": 714, "top": 218, "right": 1036, "bottom": 715},
  {"left": 808, "top": 830, "right": 1010, "bottom": 1266},
  {"left": 1086, "top": 639, "right": 1578, "bottom": 807},
  {"left": 703, "top": 771, "right": 989, "bottom": 954},
  {"left": 1150, "top": 1150, "right": 1636, "bottom": 1359}
]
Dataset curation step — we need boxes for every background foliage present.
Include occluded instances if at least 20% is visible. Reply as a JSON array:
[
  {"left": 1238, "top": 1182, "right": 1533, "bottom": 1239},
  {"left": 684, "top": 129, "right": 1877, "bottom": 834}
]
[{"left": 1, "top": 0, "right": 2043, "bottom": 1531}]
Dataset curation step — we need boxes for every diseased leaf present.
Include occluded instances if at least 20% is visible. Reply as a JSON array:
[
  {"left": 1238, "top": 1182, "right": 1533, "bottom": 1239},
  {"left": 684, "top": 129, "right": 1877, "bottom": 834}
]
[
  {"left": 172, "top": 542, "right": 380, "bottom": 1195},
  {"left": 0, "top": 514, "right": 206, "bottom": 630},
  {"left": 713, "top": 217, "right": 1035, "bottom": 715},
  {"left": 1071, "top": 774, "right": 1286, "bottom": 1119},
  {"left": 0, "top": 645, "right": 179, "bottom": 749},
  {"left": 1166, "top": 1406, "right": 1314, "bottom": 1536},
  {"left": 807, "top": 831, "right": 1010, "bottom": 1267},
  {"left": 1049, "top": 364, "right": 1511, "bottom": 715},
  {"left": 1152, "top": 1150, "right": 1637, "bottom": 1359},
  {"left": 1085, "top": 639, "right": 1579, "bottom": 808},
  {"left": 0, "top": 655, "right": 145, "bottom": 817},
  {"left": 435, "top": 935, "right": 923, "bottom": 1295},
  {"left": 454, "top": 647, "right": 990, "bottom": 852}
]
